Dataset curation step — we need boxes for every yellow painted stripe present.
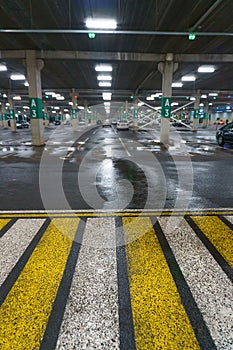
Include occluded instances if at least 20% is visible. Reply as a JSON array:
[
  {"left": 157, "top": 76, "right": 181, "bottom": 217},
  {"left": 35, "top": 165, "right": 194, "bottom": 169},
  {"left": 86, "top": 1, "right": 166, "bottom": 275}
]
[
  {"left": 192, "top": 216, "right": 233, "bottom": 267},
  {"left": 123, "top": 217, "right": 199, "bottom": 350},
  {"left": 0, "top": 218, "right": 79, "bottom": 350},
  {"left": 0, "top": 219, "right": 10, "bottom": 230}
]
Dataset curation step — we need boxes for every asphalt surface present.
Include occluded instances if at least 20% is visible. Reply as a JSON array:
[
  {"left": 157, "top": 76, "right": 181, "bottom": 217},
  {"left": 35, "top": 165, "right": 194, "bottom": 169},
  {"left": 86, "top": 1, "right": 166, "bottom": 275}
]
[{"left": 0, "top": 123, "right": 232, "bottom": 211}]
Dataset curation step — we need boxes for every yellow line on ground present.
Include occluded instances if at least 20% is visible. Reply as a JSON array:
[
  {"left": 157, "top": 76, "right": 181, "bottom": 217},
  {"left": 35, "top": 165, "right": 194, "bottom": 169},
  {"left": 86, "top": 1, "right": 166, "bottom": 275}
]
[
  {"left": 0, "top": 219, "right": 11, "bottom": 230},
  {"left": 123, "top": 217, "right": 199, "bottom": 350},
  {"left": 0, "top": 211, "right": 233, "bottom": 219},
  {"left": 192, "top": 216, "right": 233, "bottom": 267},
  {"left": 0, "top": 218, "right": 79, "bottom": 350}
]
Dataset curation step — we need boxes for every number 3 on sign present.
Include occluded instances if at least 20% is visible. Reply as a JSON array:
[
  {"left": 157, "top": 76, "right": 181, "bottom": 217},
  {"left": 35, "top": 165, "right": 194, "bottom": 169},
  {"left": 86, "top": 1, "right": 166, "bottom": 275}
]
[
  {"left": 32, "top": 110, "right": 37, "bottom": 118},
  {"left": 165, "top": 109, "right": 169, "bottom": 117}
]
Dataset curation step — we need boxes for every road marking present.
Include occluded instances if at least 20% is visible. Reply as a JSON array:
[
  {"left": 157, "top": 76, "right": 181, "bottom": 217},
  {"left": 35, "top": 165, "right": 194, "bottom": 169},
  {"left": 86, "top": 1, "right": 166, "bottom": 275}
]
[
  {"left": 0, "top": 219, "right": 45, "bottom": 287},
  {"left": 56, "top": 217, "right": 120, "bottom": 349},
  {"left": 0, "top": 219, "right": 10, "bottom": 230},
  {"left": 159, "top": 216, "right": 233, "bottom": 350},
  {"left": 92, "top": 130, "right": 97, "bottom": 135},
  {"left": 123, "top": 217, "right": 199, "bottom": 349},
  {"left": 192, "top": 216, "right": 233, "bottom": 267},
  {"left": 0, "top": 218, "right": 79, "bottom": 350},
  {"left": 1, "top": 152, "right": 17, "bottom": 158},
  {"left": 119, "top": 137, "right": 131, "bottom": 156},
  {"left": 84, "top": 137, "right": 89, "bottom": 143}
]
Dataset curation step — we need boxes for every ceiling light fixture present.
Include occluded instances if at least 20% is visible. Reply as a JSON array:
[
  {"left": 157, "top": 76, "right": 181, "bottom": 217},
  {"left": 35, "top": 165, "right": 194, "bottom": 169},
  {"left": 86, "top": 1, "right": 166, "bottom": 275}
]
[
  {"left": 86, "top": 18, "right": 117, "bottom": 29},
  {"left": 97, "top": 75, "right": 112, "bottom": 81},
  {"left": 201, "top": 94, "right": 207, "bottom": 98},
  {"left": 13, "top": 96, "right": 21, "bottom": 100},
  {"left": 24, "top": 81, "right": 29, "bottom": 87},
  {"left": 208, "top": 93, "right": 218, "bottom": 96},
  {"left": 95, "top": 65, "right": 112, "bottom": 72},
  {"left": 172, "top": 82, "right": 183, "bottom": 87},
  {"left": 10, "top": 74, "right": 26, "bottom": 80},
  {"left": 56, "top": 96, "right": 65, "bottom": 100},
  {"left": 146, "top": 96, "right": 154, "bottom": 101},
  {"left": 99, "top": 82, "right": 111, "bottom": 87},
  {"left": 0, "top": 64, "right": 7, "bottom": 71},
  {"left": 198, "top": 65, "right": 215, "bottom": 73},
  {"left": 181, "top": 75, "right": 196, "bottom": 81}
]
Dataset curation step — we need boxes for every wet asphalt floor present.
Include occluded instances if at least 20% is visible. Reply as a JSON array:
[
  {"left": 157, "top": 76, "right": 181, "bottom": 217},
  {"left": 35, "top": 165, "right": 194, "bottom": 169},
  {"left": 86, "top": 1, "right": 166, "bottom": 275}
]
[{"left": 0, "top": 124, "right": 233, "bottom": 211}]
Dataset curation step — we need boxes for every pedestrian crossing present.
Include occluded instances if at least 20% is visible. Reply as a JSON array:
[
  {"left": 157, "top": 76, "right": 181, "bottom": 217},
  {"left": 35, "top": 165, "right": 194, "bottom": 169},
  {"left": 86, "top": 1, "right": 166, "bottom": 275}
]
[{"left": 0, "top": 211, "right": 232, "bottom": 350}]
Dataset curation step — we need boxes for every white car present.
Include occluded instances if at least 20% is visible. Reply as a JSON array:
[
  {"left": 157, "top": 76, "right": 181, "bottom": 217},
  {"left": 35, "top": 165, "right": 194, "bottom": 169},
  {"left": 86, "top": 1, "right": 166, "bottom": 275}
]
[
  {"left": 102, "top": 119, "right": 112, "bottom": 127},
  {"left": 116, "top": 120, "right": 129, "bottom": 130}
]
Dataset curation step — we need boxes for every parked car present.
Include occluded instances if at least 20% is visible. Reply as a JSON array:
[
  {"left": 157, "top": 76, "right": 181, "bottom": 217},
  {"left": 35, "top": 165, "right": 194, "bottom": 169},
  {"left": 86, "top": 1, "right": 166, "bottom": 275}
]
[
  {"left": 216, "top": 121, "right": 233, "bottom": 146},
  {"left": 16, "top": 121, "right": 30, "bottom": 129},
  {"left": 102, "top": 119, "right": 112, "bottom": 127},
  {"left": 116, "top": 120, "right": 129, "bottom": 130}
]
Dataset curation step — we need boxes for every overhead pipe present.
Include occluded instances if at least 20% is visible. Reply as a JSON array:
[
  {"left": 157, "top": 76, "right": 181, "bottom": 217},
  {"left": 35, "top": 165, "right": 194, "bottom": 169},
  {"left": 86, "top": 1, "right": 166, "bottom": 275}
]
[
  {"left": 0, "top": 29, "right": 233, "bottom": 37},
  {"left": 189, "top": 0, "right": 224, "bottom": 32}
]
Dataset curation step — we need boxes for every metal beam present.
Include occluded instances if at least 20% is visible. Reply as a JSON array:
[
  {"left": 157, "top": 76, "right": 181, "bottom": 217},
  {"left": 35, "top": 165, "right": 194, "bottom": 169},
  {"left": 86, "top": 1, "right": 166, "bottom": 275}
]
[{"left": 1, "top": 50, "right": 233, "bottom": 62}]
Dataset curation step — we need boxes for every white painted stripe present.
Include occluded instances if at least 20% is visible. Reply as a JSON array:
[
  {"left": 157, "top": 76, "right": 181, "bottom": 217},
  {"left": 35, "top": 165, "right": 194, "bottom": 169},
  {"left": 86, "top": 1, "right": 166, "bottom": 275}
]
[
  {"left": 0, "top": 219, "right": 45, "bottom": 286},
  {"left": 0, "top": 209, "right": 233, "bottom": 214},
  {"left": 158, "top": 217, "right": 233, "bottom": 350},
  {"left": 119, "top": 137, "right": 131, "bottom": 156},
  {"left": 56, "top": 217, "right": 120, "bottom": 349},
  {"left": 225, "top": 215, "right": 233, "bottom": 225}
]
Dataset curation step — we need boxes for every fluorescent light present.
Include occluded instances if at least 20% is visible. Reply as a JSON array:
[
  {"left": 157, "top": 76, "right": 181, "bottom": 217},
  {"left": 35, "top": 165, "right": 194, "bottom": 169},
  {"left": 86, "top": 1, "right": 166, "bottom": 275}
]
[
  {"left": 45, "top": 91, "right": 55, "bottom": 95},
  {"left": 181, "top": 75, "right": 196, "bottom": 81},
  {"left": 146, "top": 96, "right": 154, "bottom": 101},
  {"left": 102, "top": 92, "right": 112, "bottom": 101},
  {"left": 95, "top": 65, "right": 112, "bottom": 72},
  {"left": 201, "top": 94, "right": 207, "bottom": 98},
  {"left": 97, "top": 75, "right": 112, "bottom": 81},
  {"left": 54, "top": 107, "right": 60, "bottom": 110},
  {"left": 99, "top": 82, "right": 111, "bottom": 87},
  {"left": 208, "top": 93, "right": 218, "bottom": 96},
  {"left": 23, "top": 106, "right": 29, "bottom": 109},
  {"left": 68, "top": 102, "right": 73, "bottom": 105},
  {"left": 199, "top": 103, "right": 204, "bottom": 107},
  {"left": 13, "top": 96, "right": 21, "bottom": 100},
  {"left": 56, "top": 96, "right": 65, "bottom": 100},
  {"left": 10, "top": 74, "right": 26, "bottom": 80},
  {"left": 3, "top": 93, "right": 7, "bottom": 98},
  {"left": 5, "top": 102, "right": 10, "bottom": 106},
  {"left": 104, "top": 102, "right": 110, "bottom": 106},
  {"left": 24, "top": 81, "right": 29, "bottom": 87},
  {"left": 190, "top": 97, "right": 196, "bottom": 101},
  {"left": 198, "top": 65, "right": 215, "bottom": 73},
  {"left": 86, "top": 18, "right": 117, "bottom": 29},
  {"left": 208, "top": 103, "right": 213, "bottom": 106},
  {"left": 171, "top": 102, "right": 179, "bottom": 106},
  {"left": 138, "top": 102, "right": 144, "bottom": 106},
  {"left": 0, "top": 64, "right": 7, "bottom": 71},
  {"left": 78, "top": 106, "right": 84, "bottom": 110},
  {"left": 172, "top": 82, "right": 183, "bottom": 87},
  {"left": 64, "top": 109, "right": 69, "bottom": 112}
]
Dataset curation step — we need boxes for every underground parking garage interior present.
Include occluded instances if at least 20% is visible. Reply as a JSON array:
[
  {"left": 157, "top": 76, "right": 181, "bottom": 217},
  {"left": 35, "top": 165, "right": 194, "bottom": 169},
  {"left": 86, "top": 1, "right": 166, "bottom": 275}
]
[{"left": 0, "top": 1, "right": 233, "bottom": 350}]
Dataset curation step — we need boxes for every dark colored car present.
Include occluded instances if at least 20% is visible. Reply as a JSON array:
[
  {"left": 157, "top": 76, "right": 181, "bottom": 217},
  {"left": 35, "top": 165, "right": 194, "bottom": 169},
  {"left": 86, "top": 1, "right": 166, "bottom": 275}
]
[
  {"left": 54, "top": 120, "right": 61, "bottom": 126},
  {"left": 16, "top": 121, "right": 30, "bottom": 129},
  {"left": 216, "top": 122, "right": 233, "bottom": 146}
]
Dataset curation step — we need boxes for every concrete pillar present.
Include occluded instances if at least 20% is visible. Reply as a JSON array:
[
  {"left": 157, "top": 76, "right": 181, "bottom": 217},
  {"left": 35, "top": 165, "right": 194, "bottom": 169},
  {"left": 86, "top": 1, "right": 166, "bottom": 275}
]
[
  {"left": 158, "top": 54, "right": 178, "bottom": 148},
  {"left": 192, "top": 94, "right": 201, "bottom": 132},
  {"left": 0, "top": 107, "right": 2, "bottom": 128},
  {"left": 70, "top": 92, "right": 78, "bottom": 131},
  {"left": 8, "top": 97, "right": 16, "bottom": 132},
  {"left": 202, "top": 100, "right": 209, "bottom": 128},
  {"left": 84, "top": 100, "right": 88, "bottom": 127},
  {"left": 1, "top": 103, "right": 8, "bottom": 129},
  {"left": 133, "top": 98, "right": 139, "bottom": 131},
  {"left": 43, "top": 101, "right": 49, "bottom": 127},
  {"left": 26, "top": 50, "right": 44, "bottom": 146},
  {"left": 91, "top": 109, "right": 96, "bottom": 125}
]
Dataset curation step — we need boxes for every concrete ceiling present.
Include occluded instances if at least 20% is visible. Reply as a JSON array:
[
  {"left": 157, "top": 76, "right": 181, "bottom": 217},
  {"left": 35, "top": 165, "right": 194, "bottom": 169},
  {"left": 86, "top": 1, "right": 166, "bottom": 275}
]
[{"left": 0, "top": 0, "right": 233, "bottom": 110}]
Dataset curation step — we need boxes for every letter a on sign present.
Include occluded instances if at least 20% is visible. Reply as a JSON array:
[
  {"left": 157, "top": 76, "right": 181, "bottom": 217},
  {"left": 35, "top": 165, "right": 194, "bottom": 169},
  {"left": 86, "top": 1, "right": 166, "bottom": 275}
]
[
  {"left": 31, "top": 99, "right": 36, "bottom": 107},
  {"left": 165, "top": 98, "right": 170, "bottom": 107}
]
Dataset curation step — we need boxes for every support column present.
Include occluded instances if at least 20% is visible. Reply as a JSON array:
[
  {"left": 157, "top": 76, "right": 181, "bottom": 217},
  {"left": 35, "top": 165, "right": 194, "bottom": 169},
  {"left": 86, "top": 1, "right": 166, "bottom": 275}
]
[
  {"left": 158, "top": 54, "right": 178, "bottom": 148},
  {"left": 0, "top": 108, "right": 2, "bottom": 128},
  {"left": 84, "top": 100, "right": 89, "bottom": 127},
  {"left": 202, "top": 100, "right": 209, "bottom": 128},
  {"left": 91, "top": 109, "right": 96, "bottom": 125},
  {"left": 2, "top": 103, "right": 9, "bottom": 129},
  {"left": 133, "top": 97, "right": 139, "bottom": 131},
  {"left": 192, "top": 93, "right": 201, "bottom": 132},
  {"left": 70, "top": 92, "right": 78, "bottom": 131},
  {"left": 8, "top": 97, "right": 16, "bottom": 132},
  {"left": 26, "top": 50, "right": 44, "bottom": 146},
  {"left": 43, "top": 100, "right": 49, "bottom": 127}
]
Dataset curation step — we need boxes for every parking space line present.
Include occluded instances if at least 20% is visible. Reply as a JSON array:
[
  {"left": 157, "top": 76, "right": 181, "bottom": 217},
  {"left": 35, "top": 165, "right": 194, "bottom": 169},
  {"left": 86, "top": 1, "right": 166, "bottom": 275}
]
[
  {"left": 119, "top": 137, "right": 131, "bottom": 156},
  {"left": 122, "top": 216, "right": 200, "bottom": 349},
  {"left": 159, "top": 216, "right": 233, "bottom": 350},
  {"left": 0, "top": 218, "right": 79, "bottom": 350}
]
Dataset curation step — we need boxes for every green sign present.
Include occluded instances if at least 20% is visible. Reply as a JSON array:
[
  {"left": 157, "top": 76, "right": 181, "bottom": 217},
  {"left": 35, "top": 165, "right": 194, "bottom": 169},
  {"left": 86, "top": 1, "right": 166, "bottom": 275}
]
[
  {"left": 9, "top": 109, "right": 15, "bottom": 120},
  {"left": 161, "top": 97, "right": 171, "bottom": 118},
  {"left": 204, "top": 112, "right": 209, "bottom": 119},
  {"left": 2, "top": 113, "right": 8, "bottom": 120},
  {"left": 71, "top": 109, "right": 77, "bottom": 119},
  {"left": 193, "top": 109, "right": 199, "bottom": 119},
  {"left": 43, "top": 113, "right": 49, "bottom": 120},
  {"left": 29, "top": 98, "right": 42, "bottom": 119}
]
